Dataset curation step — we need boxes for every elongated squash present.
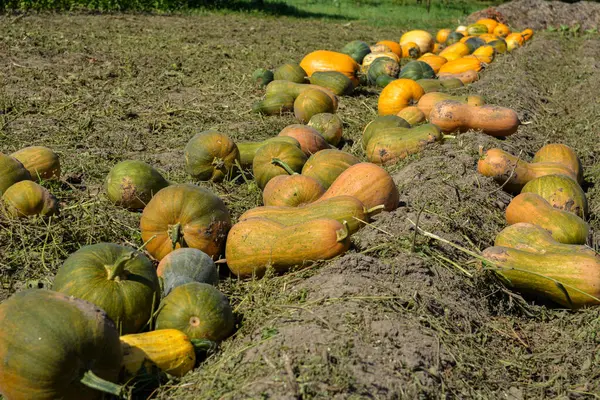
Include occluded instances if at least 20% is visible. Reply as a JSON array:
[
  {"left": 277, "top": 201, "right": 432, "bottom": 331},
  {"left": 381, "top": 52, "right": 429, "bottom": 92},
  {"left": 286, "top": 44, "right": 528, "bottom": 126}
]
[
  {"left": 429, "top": 100, "right": 519, "bottom": 136},
  {"left": 301, "top": 149, "right": 360, "bottom": 189},
  {"left": 438, "top": 57, "right": 483, "bottom": 74},
  {"left": 365, "top": 124, "right": 442, "bottom": 165},
  {"left": 438, "top": 70, "right": 479, "bottom": 85},
  {"left": 532, "top": 143, "right": 582, "bottom": 184},
  {"left": 262, "top": 174, "right": 325, "bottom": 207},
  {"left": 417, "top": 93, "right": 484, "bottom": 117},
  {"left": 226, "top": 218, "right": 351, "bottom": 277},
  {"left": 521, "top": 174, "right": 587, "bottom": 218},
  {"left": 362, "top": 115, "right": 411, "bottom": 150}
]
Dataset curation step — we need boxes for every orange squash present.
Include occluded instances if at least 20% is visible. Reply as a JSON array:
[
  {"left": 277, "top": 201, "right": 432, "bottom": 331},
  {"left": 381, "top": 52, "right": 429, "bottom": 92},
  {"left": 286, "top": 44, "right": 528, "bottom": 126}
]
[
  {"left": 397, "top": 106, "right": 426, "bottom": 126},
  {"left": 478, "top": 33, "right": 501, "bottom": 43},
  {"left": 477, "top": 148, "right": 579, "bottom": 193},
  {"left": 532, "top": 143, "right": 582, "bottom": 183},
  {"left": 377, "top": 79, "right": 425, "bottom": 116},
  {"left": 401, "top": 42, "right": 421, "bottom": 59},
  {"left": 300, "top": 50, "right": 359, "bottom": 85},
  {"left": 436, "top": 29, "right": 451, "bottom": 44},
  {"left": 438, "top": 42, "right": 470, "bottom": 60},
  {"left": 262, "top": 174, "right": 325, "bottom": 207},
  {"left": 432, "top": 43, "right": 442, "bottom": 54},
  {"left": 400, "top": 30, "right": 434, "bottom": 54},
  {"left": 455, "top": 25, "right": 468, "bottom": 35},
  {"left": 438, "top": 70, "right": 479, "bottom": 85},
  {"left": 301, "top": 149, "right": 360, "bottom": 189},
  {"left": 376, "top": 40, "right": 402, "bottom": 57},
  {"left": 429, "top": 100, "right": 519, "bottom": 136},
  {"left": 521, "top": 28, "right": 534, "bottom": 41},
  {"left": 438, "top": 57, "right": 483, "bottom": 74},
  {"left": 278, "top": 124, "right": 330, "bottom": 156},
  {"left": 506, "top": 193, "right": 589, "bottom": 245},
  {"left": 493, "top": 23, "right": 511, "bottom": 37},
  {"left": 521, "top": 174, "right": 588, "bottom": 218},
  {"left": 225, "top": 218, "right": 351, "bottom": 277},
  {"left": 319, "top": 162, "right": 399, "bottom": 212},
  {"left": 10, "top": 146, "right": 60, "bottom": 181},
  {"left": 476, "top": 18, "right": 499, "bottom": 34},
  {"left": 417, "top": 54, "right": 448, "bottom": 74},
  {"left": 470, "top": 44, "right": 496, "bottom": 63},
  {"left": 365, "top": 124, "right": 443, "bottom": 165},
  {"left": 2, "top": 180, "right": 59, "bottom": 218},
  {"left": 417, "top": 92, "right": 484, "bottom": 118}
]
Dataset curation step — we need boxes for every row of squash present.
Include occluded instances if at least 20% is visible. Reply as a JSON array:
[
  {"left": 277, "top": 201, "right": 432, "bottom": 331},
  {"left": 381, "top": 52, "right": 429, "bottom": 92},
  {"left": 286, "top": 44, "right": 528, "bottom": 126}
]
[{"left": 477, "top": 144, "right": 597, "bottom": 308}]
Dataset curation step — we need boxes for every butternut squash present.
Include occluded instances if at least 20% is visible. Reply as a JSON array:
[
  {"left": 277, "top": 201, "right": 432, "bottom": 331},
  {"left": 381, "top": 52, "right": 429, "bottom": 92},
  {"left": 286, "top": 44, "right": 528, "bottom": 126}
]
[
  {"left": 532, "top": 143, "right": 582, "bottom": 184},
  {"left": 521, "top": 174, "right": 588, "bottom": 218},
  {"left": 429, "top": 100, "right": 519, "bottom": 136},
  {"left": 365, "top": 124, "right": 443, "bottom": 165},
  {"left": 417, "top": 93, "right": 484, "bottom": 118},
  {"left": 438, "top": 57, "right": 484, "bottom": 74}
]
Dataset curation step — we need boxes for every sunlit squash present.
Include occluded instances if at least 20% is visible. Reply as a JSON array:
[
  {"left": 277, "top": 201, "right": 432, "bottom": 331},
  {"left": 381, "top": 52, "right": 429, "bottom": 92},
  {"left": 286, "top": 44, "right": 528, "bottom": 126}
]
[
  {"left": 307, "top": 113, "right": 344, "bottom": 146},
  {"left": 436, "top": 28, "right": 451, "bottom": 44},
  {"left": 11, "top": 146, "right": 60, "bottom": 181},
  {"left": 309, "top": 71, "right": 354, "bottom": 96},
  {"left": 362, "top": 115, "right": 411, "bottom": 149},
  {"left": 476, "top": 18, "right": 499, "bottom": 34},
  {"left": 301, "top": 149, "right": 360, "bottom": 189},
  {"left": 521, "top": 174, "right": 588, "bottom": 218},
  {"left": 429, "top": 100, "right": 519, "bottom": 136},
  {"left": 262, "top": 174, "right": 325, "bottom": 207},
  {"left": 252, "top": 68, "right": 274, "bottom": 87},
  {"left": 253, "top": 141, "right": 308, "bottom": 189},
  {"left": 185, "top": 131, "right": 240, "bottom": 182},
  {"left": 105, "top": 160, "right": 170, "bottom": 210},
  {"left": 397, "top": 106, "right": 426, "bottom": 125},
  {"left": 294, "top": 88, "right": 335, "bottom": 124},
  {"left": 532, "top": 143, "right": 583, "bottom": 183},
  {"left": 252, "top": 93, "right": 295, "bottom": 115},
  {"left": 341, "top": 40, "right": 371, "bottom": 64},
  {"left": 401, "top": 42, "right": 421, "bottom": 59},
  {"left": 273, "top": 63, "right": 307, "bottom": 83},
  {"left": 278, "top": 124, "right": 330, "bottom": 156},
  {"left": 300, "top": 50, "right": 360, "bottom": 85},
  {"left": 417, "top": 92, "right": 484, "bottom": 117},
  {"left": 365, "top": 124, "right": 443, "bottom": 165},
  {"left": 237, "top": 137, "right": 300, "bottom": 170},
  {"left": 493, "top": 23, "right": 511, "bottom": 37},
  {"left": 2, "top": 180, "right": 59, "bottom": 218},
  {"left": 400, "top": 30, "right": 434, "bottom": 54},
  {"left": 417, "top": 54, "right": 448, "bottom": 74},
  {"left": 377, "top": 40, "right": 403, "bottom": 57},
  {"left": 378, "top": 78, "right": 425, "bottom": 115},
  {"left": 0, "top": 153, "right": 31, "bottom": 196}
]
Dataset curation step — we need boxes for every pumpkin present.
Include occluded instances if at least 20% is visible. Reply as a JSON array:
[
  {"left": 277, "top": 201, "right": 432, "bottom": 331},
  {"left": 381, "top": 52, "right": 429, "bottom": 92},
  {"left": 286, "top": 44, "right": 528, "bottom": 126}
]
[
  {"left": 467, "top": 23, "right": 488, "bottom": 36},
  {"left": 417, "top": 92, "right": 485, "bottom": 117},
  {"left": 505, "top": 33, "right": 524, "bottom": 51},
  {"left": 398, "top": 61, "right": 435, "bottom": 81},
  {"left": 307, "top": 113, "right": 344, "bottom": 146},
  {"left": 252, "top": 68, "right": 274, "bottom": 87},
  {"left": 438, "top": 70, "right": 479, "bottom": 85},
  {"left": 429, "top": 100, "right": 519, "bottom": 136},
  {"left": 436, "top": 28, "right": 451, "bottom": 43},
  {"left": 309, "top": 71, "right": 354, "bottom": 96},
  {"left": 341, "top": 40, "right": 371, "bottom": 64},
  {"left": 445, "top": 31, "right": 464, "bottom": 45},
  {"left": 432, "top": 43, "right": 442, "bottom": 54},
  {"left": 378, "top": 78, "right": 425, "bottom": 116},
  {"left": 184, "top": 131, "right": 240, "bottom": 182},
  {"left": 493, "top": 23, "right": 511, "bottom": 37},
  {"left": 262, "top": 174, "right": 325, "bottom": 207},
  {"left": 319, "top": 162, "right": 399, "bottom": 212},
  {"left": 438, "top": 58, "right": 483, "bottom": 74},
  {"left": 0, "top": 153, "right": 31, "bottom": 195},
  {"left": 400, "top": 30, "right": 434, "bottom": 54},
  {"left": 521, "top": 174, "right": 588, "bottom": 218},
  {"left": 301, "top": 149, "right": 360, "bottom": 189},
  {"left": 278, "top": 124, "right": 330, "bottom": 156},
  {"left": 11, "top": 146, "right": 60, "bottom": 181},
  {"left": 252, "top": 93, "right": 295, "bottom": 115},
  {"left": 362, "top": 115, "right": 411, "bottom": 149},
  {"left": 237, "top": 136, "right": 300, "bottom": 169},
  {"left": 273, "top": 63, "right": 307, "bottom": 83},
  {"left": 397, "top": 106, "right": 426, "bottom": 125},
  {"left": 105, "top": 160, "right": 170, "bottom": 209},
  {"left": 464, "top": 37, "right": 486, "bottom": 53},
  {"left": 439, "top": 42, "right": 470, "bottom": 60},
  {"left": 120, "top": 329, "right": 214, "bottom": 378},
  {"left": 505, "top": 192, "right": 589, "bottom": 245},
  {"left": 294, "top": 88, "right": 335, "bottom": 124},
  {"left": 265, "top": 81, "right": 339, "bottom": 111},
  {"left": 155, "top": 282, "right": 234, "bottom": 341},
  {"left": 140, "top": 183, "right": 232, "bottom": 260},
  {"left": 53, "top": 243, "right": 160, "bottom": 334},
  {"left": 482, "top": 245, "right": 600, "bottom": 309},
  {"left": 371, "top": 43, "right": 392, "bottom": 53},
  {"left": 300, "top": 50, "right": 359, "bottom": 84},
  {"left": 376, "top": 40, "right": 402, "bottom": 57},
  {"left": 157, "top": 248, "right": 219, "bottom": 296},
  {"left": 415, "top": 78, "right": 463, "bottom": 93},
  {"left": 367, "top": 57, "right": 400, "bottom": 85},
  {"left": 376, "top": 75, "right": 396, "bottom": 88},
  {"left": 521, "top": 28, "right": 534, "bottom": 41},
  {"left": 0, "top": 290, "right": 123, "bottom": 400},
  {"left": 476, "top": 18, "right": 499, "bottom": 33},
  {"left": 494, "top": 223, "right": 596, "bottom": 256},
  {"left": 488, "top": 39, "right": 508, "bottom": 54},
  {"left": 417, "top": 54, "right": 448, "bottom": 74},
  {"left": 361, "top": 52, "right": 400, "bottom": 71},
  {"left": 241, "top": 195, "right": 380, "bottom": 235},
  {"left": 401, "top": 42, "right": 421, "bottom": 59},
  {"left": 253, "top": 141, "right": 308, "bottom": 189},
  {"left": 2, "top": 180, "right": 59, "bottom": 218},
  {"left": 533, "top": 143, "right": 583, "bottom": 183},
  {"left": 469, "top": 44, "right": 496, "bottom": 63},
  {"left": 478, "top": 33, "right": 499, "bottom": 43},
  {"left": 226, "top": 217, "right": 350, "bottom": 277},
  {"left": 455, "top": 25, "right": 468, "bottom": 35},
  {"left": 477, "top": 148, "right": 579, "bottom": 193},
  {"left": 365, "top": 124, "right": 443, "bottom": 165}
]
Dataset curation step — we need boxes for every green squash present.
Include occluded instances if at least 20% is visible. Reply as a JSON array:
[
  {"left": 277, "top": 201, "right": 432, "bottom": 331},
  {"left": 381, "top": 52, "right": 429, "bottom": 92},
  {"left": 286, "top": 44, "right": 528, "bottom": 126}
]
[
  {"left": 293, "top": 88, "right": 335, "bottom": 124},
  {"left": 105, "top": 160, "right": 169, "bottom": 210},
  {"left": 237, "top": 137, "right": 301, "bottom": 169},
  {"left": 0, "top": 153, "right": 31, "bottom": 196},
  {"left": 309, "top": 71, "right": 354, "bottom": 96},
  {"left": 252, "top": 93, "right": 295, "bottom": 115},
  {"left": 184, "top": 130, "right": 240, "bottom": 182},
  {"left": 464, "top": 37, "right": 485, "bottom": 53},
  {"left": 2, "top": 180, "right": 59, "bottom": 218},
  {"left": 301, "top": 149, "right": 360, "bottom": 189},
  {"left": 307, "top": 113, "right": 344, "bottom": 146},
  {"left": 157, "top": 248, "right": 219, "bottom": 296},
  {"left": 467, "top": 23, "right": 488, "bottom": 36},
  {"left": 53, "top": 243, "right": 160, "bottom": 334},
  {"left": 399, "top": 61, "right": 435, "bottom": 81},
  {"left": 367, "top": 57, "right": 400, "bottom": 85},
  {"left": 252, "top": 141, "right": 307, "bottom": 189},
  {"left": 488, "top": 39, "right": 507, "bottom": 54},
  {"left": 0, "top": 290, "right": 123, "bottom": 400},
  {"left": 362, "top": 115, "right": 411, "bottom": 150},
  {"left": 445, "top": 31, "right": 464, "bottom": 45},
  {"left": 521, "top": 174, "right": 588, "bottom": 219},
  {"left": 376, "top": 74, "right": 396, "bottom": 88},
  {"left": 252, "top": 68, "right": 274, "bottom": 87},
  {"left": 273, "top": 63, "right": 307, "bottom": 83},
  {"left": 341, "top": 40, "right": 372, "bottom": 64},
  {"left": 416, "top": 78, "right": 464, "bottom": 93},
  {"left": 155, "top": 282, "right": 234, "bottom": 341}
]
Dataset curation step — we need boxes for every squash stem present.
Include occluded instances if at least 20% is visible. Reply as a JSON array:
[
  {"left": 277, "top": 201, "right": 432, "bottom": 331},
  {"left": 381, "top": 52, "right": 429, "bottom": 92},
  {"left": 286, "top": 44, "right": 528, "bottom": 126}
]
[
  {"left": 80, "top": 370, "right": 123, "bottom": 397},
  {"left": 169, "top": 222, "right": 182, "bottom": 250},
  {"left": 336, "top": 221, "right": 350, "bottom": 242},
  {"left": 107, "top": 252, "right": 136, "bottom": 281},
  {"left": 191, "top": 338, "right": 218, "bottom": 354},
  {"left": 271, "top": 158, "right": 297, "bottom": 175},
  {"left": 366, "top": 204, "right": 385, "bottom": 216},
  {"left": 442, "top": 135, "right": 456, "bottom": 140}
]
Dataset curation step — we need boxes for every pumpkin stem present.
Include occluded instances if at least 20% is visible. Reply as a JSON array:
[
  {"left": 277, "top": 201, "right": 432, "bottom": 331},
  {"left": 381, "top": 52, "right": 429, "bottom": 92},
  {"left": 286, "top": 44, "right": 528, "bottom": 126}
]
[
  {"left": 270, "top": 158, "right": 297, "bottom": 175},
  {"left": 169, "top": 222, "right": 182, "bottom": 249},
  {"left": 366, "top": 204, "right": 385, "bottom": 216},
  {"left": 191, "top": 338, "right": 218, "bottom": 354},
  {"left": 107, "top": 252, "right": 136, "bottom": 281},
  {"left": 336, "top": 221, "right": 350, "bottom": 242},
  {"left": 80, "top": 370, "right": 123, "bottom": 397},
  {"left": 442, "top": 135, "right": 456, "bottom": 140}
]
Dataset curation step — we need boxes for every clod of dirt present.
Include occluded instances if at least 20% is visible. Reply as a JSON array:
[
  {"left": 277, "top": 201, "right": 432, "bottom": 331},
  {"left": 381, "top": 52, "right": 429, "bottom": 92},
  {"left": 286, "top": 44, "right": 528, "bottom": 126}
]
[{"left": 469, "top": 0, "right": 600, "bottom": 30}]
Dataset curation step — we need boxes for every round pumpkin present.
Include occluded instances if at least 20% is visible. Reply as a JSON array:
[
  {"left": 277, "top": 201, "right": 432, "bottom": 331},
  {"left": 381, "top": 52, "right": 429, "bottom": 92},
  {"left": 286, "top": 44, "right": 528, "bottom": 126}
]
[
  {"left": 252, "top": 93, "right": 295, "bottom": 115},
  {"left": 263, "top": 174, "right": 325, "bottom": 207},
  {"left": 184, "top": 131, "right": 240, "bottom": 182},
  {"left": 155, "top": 282, "right": 234, "bottom": 341},
  {"left": 307, "top": 113, "right": 344, "bottom": 146},
  {"left": 362, "top": 115, "right": 411, "bottom": 150},
  {"left": 376, "top": 40, "right": 402, "bottom": 57},
  {"left": 301, "top": 149, "right": 360, "bottom": 189},
  {"left": 400, "top": 30, "right": 434, "bottom": 54},
  {"left": 252, "top": 68, "right": 274, "bottom": 87},
  {"left": 401, "top": 42, "right": 421, "bottom": 59},
  {"left": 10, "top": 146, "right": 60, "bottom": 181},
  {"left": 278, "top": 124, "right": 329, "bottom": 156},
  {"left": 493, "top": 23, "right": 511, "bottom": 37},
  {"left": 436, "top": 29, "right": 451, "bottom": 44},
  {"left": 140, "top": 183, "right": 232, "bottom": 260},
  {"left": 340, "top": 40, "right": 371, "bottom": 64},
  {"left": 367, "top": 57, "right": 400, "bottom": 85},
  {"left": 273, "top": 63, "right": 307, "bottom": 83},
  {"left": 399, "top": 61, "right": 435, "bottom": 81},
  {"left": 445, "top": 31, "right": 464, "bottom": 45},
  {"left": 521, "top": 174, "right": 588, "bottom": 218},
  {"left": 309, "top": 71, "right": 354, "bottom": 96},
  {"left": 294, "top": 88, "right": 335, "bottom": 124},
  {"left": 253, "top": 141, "right": 308, "bottom": 189},
  {"left": 157, "top": 248, "right": 219, "bottom": 296},
  {"left": 378, "top": 78, "right": 425, "bottom": 116},
  {"left": 532, "top": 143, "right": 583, "bottom": 183},
  {"left": 0, "top": 290, "right": 123, "bottom": 400},
  {"left": 105, "top": 160, "right": 170, "bottom": 210},
  {"left": 397, "top": 106, "right": 426, "bottom": 126},
  {"left": 0, "top": 153, "right": 31, "bottom": 196},
  {"left": 53, "top": 243, "right": 160, "bottom": 334},
  {"left": 2, "top": 180, "right": 59, "bottom": 218},
  {"left": 300, "top": 50, "right": 359, "bottom": 84}
]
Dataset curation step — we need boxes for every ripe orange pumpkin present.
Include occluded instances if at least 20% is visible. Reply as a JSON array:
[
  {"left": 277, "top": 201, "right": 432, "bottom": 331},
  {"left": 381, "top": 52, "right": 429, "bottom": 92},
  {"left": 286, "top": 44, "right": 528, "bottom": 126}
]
[
  {"left": 417, "top": 54, "right": 448, "bottom": 74},
  {"left": 401, "top": 42, "right": 421, "bottom": 59},
  {"left": 493, "top": 23, "right": 511, "bottom": 37},
  {"left": 438, "top": 42, "right": 470, "bottom": 61},
  {"left": 278, "top": 124, "right": 330, "bottom": 156},
  {"left": 400, "top": 30, "right": 434, "bottom": 54},
  {"left": 377, "top": 79, "right": 425, "bottom": 116},
  {"left": 300, "top": 50, "right": 360, "bottom": 85},
  {"left": 262, "top": 174, "right": 325, "bottom": 207},
  {"left": 521, "top": 28, "right": 534, "bottom": 41},
  {"left": 376, "top": 40, "right": 402, "bottom": 57},
  {"left": 10, "top": 146, "right": 60, "bottom": 181},
  {"left": 140, "top": 184, "right": 232, "bottom": 261},
  {"left": 438, "top": 57, "right": 483, "bottom": 74},
  {"left": 436, "top": 28, "right": 451, "bottom": 44}
]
